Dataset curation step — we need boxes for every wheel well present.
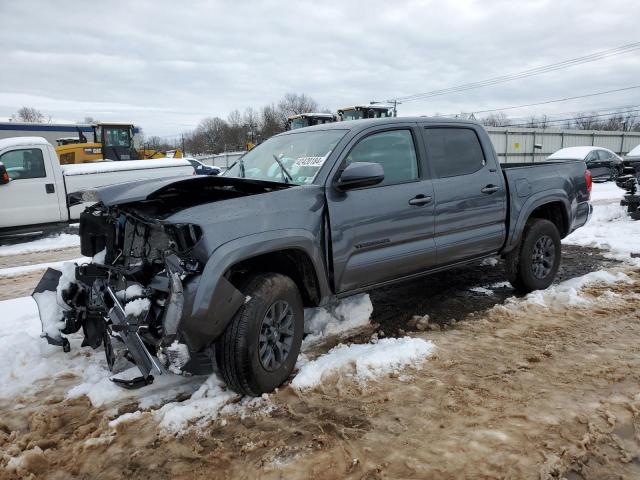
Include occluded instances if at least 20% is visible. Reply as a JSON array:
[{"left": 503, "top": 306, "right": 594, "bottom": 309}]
[
  {"left": 528, "top": 202, "right": 568, "bottom": 237},
  {"left": 226, "top": 249, "right": 321, "bottom": 307}
]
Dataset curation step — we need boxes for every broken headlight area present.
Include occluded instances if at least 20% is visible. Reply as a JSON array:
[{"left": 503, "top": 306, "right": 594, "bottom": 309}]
[{"left": 31, "top": 204, "right": 205, "bottom": 389}]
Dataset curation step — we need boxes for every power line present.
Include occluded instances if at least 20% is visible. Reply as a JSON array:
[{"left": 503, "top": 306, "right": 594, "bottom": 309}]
[
  {"left": 503, "top": 103, "right": 640, "bottom": 122},
  {"left": 393, "top": 42, "right": 640, "bottom": 103},
  {"left": 505, "top": 106, "right": 640, "bottom": 128},
  {"left": 443, "top": 85, "right": 640, "bottom": 117}
]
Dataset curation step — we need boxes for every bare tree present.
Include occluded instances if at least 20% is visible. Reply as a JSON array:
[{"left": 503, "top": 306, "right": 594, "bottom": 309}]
[
  {"left": 277, "top": 93, "right": 318, "bottom": 129},
  {"left": 11, "top": 107, "right": 49, "bottom": 123},
  {"left": 481, "top": 112, "right": 510, "bottom": 127},
  {"left": 260, "top": 103, "right": 285, "bottom": 138}
]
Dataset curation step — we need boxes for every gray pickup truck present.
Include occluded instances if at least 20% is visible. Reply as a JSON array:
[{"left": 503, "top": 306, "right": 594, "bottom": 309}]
[{"left": 33, "top": 118, "right": 592, "bottom": 395}]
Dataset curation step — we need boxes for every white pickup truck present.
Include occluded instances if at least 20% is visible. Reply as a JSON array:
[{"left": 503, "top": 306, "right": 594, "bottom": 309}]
[{"left": 0, "top": 136, "right": 195, "bottom": 236}]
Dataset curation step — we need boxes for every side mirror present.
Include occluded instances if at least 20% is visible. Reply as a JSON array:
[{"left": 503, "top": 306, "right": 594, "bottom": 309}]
[
  {"left": 0, "top": 162, "right": 10, "bottom": 185},
  {"left": 335, "top": 162, "right": 384, "bottom": 191}
]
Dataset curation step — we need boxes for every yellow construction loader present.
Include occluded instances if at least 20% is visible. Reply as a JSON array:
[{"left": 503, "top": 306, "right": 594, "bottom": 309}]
[{"left": 56, "top": 123, "right": 183, "bottom": 164}]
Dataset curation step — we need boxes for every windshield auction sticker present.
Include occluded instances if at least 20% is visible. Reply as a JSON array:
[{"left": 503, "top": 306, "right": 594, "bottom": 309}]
[{"left": 293, "top": 156, "right": 326, "bottom": 167}]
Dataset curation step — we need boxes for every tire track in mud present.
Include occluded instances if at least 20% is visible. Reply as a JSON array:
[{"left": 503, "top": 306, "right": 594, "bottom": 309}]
[{"left": 2, "top": 269, "right": 639, "bottom": 479}]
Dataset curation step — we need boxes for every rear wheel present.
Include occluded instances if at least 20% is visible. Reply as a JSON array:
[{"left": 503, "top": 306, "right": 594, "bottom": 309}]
[
  {"left": 505, "top": 219, "right": 561, "bottom": 293},
  {"left": 215, "top": 273, "right": 303, "bottom": 396},
  {"left": 610, "top": 166, "right": 621, "bottom": 182}
]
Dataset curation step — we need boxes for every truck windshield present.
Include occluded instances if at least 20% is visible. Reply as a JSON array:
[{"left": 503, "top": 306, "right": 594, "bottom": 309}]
[
  {"left": 290, "top": 118, "right": 310, "bottom": 129},
  {"left": 104, "top": 127, "right": 132, "bottom": 148},
  {"left": 225, "top": 129, "right": 347, "bottom": 185}
]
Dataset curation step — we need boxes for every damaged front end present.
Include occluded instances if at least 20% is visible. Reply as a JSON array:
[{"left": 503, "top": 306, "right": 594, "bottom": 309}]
[{"left": 32, "top": 202, "right": 205, "bottom": 388}]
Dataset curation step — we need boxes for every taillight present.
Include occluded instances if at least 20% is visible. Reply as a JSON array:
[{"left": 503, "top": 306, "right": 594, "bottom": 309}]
[{"left": 584, "top": 169, "right": 592, "bottom": 199}]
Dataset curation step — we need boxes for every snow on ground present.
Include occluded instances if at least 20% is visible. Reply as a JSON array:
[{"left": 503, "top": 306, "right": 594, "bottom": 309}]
[
  {"left": 0, "top": 257, "right": 89, "bottom": 278},
  {"left": 564, "top": 183, "right": 640, "bottom": 265},
  {"left": 508, "top": 270, "right": 632, "bottom": 308},
  {"left": 303, "top": 293, "right": 373, "bottom": 346},
  {"left": 0, "top": 233, "right": 79, "bottom": 257},
  {"left": 0, "top": 295, "right": 204, "bottom": 406},
  {"left": 589, "top": 181, "right": 627, "bottom": 203},
  {"left": 0, "top": 180, "right": 637, "bottom": 433},
  {"left": 291, "top": 337, "right": 436, "bottom": 391}
]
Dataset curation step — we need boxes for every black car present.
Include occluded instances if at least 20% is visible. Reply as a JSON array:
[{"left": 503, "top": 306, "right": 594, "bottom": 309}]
[
  {"left": 186, "top": 158, "right": 221, "bottom": 176},
  {"left": 548, "top": 146, "right": 624, "bottom": 182}
]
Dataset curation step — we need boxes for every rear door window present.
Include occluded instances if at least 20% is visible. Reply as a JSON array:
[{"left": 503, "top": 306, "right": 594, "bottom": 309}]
[
  {"left": 597, "top": 150, "right": 613, "bottom": 160},
  {"left": 0, "top": 148, "right": 46, "bottom": 180},
  {"left": 423, "top": 128, "right": 485, "bottom": 178}
]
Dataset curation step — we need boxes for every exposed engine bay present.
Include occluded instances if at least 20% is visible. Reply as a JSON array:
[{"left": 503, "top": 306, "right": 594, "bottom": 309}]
[{"left": 32, "top": 176, "right": 291, "bottom": 388}]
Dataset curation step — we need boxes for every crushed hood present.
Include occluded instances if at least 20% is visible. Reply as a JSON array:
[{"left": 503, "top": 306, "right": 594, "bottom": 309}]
[{"left": 77, "top": 175, "right": 292, "bottom": 207}]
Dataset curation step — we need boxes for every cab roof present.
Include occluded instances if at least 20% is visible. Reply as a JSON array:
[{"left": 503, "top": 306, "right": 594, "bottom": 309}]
[{"left": 0, "top": 136, "right": 50, "bottom": 150}]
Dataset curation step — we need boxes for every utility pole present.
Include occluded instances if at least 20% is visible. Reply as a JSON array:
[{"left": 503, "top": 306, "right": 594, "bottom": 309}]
[{"left": 370, "top": 99, "right": 401, "bottom": 117}]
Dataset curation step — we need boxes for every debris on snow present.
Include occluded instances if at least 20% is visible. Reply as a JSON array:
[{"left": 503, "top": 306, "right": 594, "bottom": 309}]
[
  {"left": 158, "top": 340, "right": 191, "bottom": 374},
  {"left": 469, "top": 286, "right": 494, "bottom": 296},
  {"left": 480, "top": 256, "right": 499, "bottom": 267},
  {"left": 408, "top": 314, "right": 430, "bottom": 331},
  {"left": 291, "top": 337, "right": 435, "bottom": 390}
]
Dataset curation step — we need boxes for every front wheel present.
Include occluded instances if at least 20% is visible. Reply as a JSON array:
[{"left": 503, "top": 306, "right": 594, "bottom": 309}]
[
  {"left": 215, "top": 273, "right": 303, "bottom": 396},
  {"left": 505, "top": 218, "right": 561, "bottom": 293}
]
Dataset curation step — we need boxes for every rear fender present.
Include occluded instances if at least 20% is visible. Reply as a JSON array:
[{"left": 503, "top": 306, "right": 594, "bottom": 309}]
[{"left": 505, "top": 190, "right": 571, "bottom": 252}]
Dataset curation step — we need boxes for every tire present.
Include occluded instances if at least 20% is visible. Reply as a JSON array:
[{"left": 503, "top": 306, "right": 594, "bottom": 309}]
[
  {"left": 215, "top": 273, "right": 303, "bottom": 396},
  {"left": 505, "top": 218, "right": 561, "bottom": 293},
  {"left": 610, "top": 167, "right": 621, "bottom": 182}
]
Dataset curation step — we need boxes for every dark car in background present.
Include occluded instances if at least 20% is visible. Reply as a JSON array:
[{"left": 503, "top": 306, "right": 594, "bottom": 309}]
[
  {"left": 623, "top": 144, "right": 640, "bottom": 174},
  {"left": 548, "top": 146, "right": 624, "bottom": 182},
  {"left": 186, "top": 158, "right": 221, "bottom": 176}
]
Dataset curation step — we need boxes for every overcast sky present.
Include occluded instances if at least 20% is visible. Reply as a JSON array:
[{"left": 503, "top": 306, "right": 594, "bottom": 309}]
[{"left": 1, "top": 0, "right": 639, "bottom": 137}]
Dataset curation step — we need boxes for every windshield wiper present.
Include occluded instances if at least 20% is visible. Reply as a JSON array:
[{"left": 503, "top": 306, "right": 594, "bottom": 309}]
[
  {"left": 272, "top": 155, "right": 293, "bottom": 184},
  {"left": 238, "top": 156, "right": 246, "bottom": 178}
]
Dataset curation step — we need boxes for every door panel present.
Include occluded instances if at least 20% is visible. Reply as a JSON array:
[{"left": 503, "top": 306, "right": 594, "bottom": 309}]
[
  {"left": 326, "top": 127, "right": 436, "bottom": 293},
  {"left": 0, "top": 147, "right": 62, "bottom": 228},
  {"left": 421, "top": 127, "right": 506, "bottom": 265}
]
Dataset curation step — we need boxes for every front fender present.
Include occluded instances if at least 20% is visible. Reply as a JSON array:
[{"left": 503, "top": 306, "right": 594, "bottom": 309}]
[
  {"left": 181, "top": 229, "right": 329, "bottom": 350},
  {"left": 505, "top": 189, "right": 572, "bottom": 252}
]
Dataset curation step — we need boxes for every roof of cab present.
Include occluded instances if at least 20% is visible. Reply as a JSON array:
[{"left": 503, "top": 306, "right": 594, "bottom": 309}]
[
  {"left": 277, "top": 116, "right": 482, "bottom": 135},
  {"left": 0, "top": 136, "right": 50, "bottom": 150}
]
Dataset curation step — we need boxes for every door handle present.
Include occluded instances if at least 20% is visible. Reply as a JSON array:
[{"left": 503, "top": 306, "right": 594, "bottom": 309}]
[
  {"left": 45, "top": 183, "right": 55, "bottom": 194},
  {"left": 408, "top": 194, "right": 432, "bottom": 206},
  {"left": 481, "top": 184, "right": 499, "bottom": 194}
]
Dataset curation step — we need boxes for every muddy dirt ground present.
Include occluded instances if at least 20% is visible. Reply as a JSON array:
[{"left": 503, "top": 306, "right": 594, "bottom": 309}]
[{"left": 1, "top": 247, "right": 639, "bottom": 479}]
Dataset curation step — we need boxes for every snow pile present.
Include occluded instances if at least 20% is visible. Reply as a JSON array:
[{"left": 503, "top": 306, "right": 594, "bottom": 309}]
[
  {"left": 124, "top": 298, "right": 151, "bottom": 317},
  {"left": 291, "top": 337, "right": 435, "bottom": 390},
  {"left": 154, "top": 375, "right": 238, "bottom": 433},
  {"left": 303, "top": 293, "right": 373, "bottom": 345},
  {"left": 56, "top": 262, "right": 77, "bottom": 305},
  {"left": 0, "top": 233, "right": 79, "bottom": 257},
  {"left": 508, "top": 270, "right": 631, "bottom": 308},
  {"left": 32, "top": 290, "right": 65, "bottom": 340},
  {"left": 564, "top": 201, "right": 640, "bottom": 265},
  {"left": 118, "top": 283, "right": 144, "bottom": 300},
  {"left": 93, "top": 248, "right": 106, "bottom": 264},
  {"left": 0, "top": 297, "right": 112, "bottom": 399}
]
